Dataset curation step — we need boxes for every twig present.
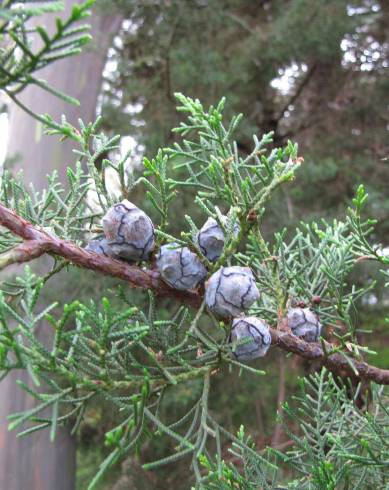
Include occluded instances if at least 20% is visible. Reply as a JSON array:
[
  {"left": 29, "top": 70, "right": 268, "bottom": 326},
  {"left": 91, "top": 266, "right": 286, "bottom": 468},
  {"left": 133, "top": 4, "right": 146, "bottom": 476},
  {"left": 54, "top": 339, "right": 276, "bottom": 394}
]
[
  {"left": 270, "top": 330, "right": 389, "bottom": 385},
  {"left": 0, "top": 203, "right": 201, "bottom": 308},
  {"left": 1, "top": 202, "right": 389, "bottom": 385}
]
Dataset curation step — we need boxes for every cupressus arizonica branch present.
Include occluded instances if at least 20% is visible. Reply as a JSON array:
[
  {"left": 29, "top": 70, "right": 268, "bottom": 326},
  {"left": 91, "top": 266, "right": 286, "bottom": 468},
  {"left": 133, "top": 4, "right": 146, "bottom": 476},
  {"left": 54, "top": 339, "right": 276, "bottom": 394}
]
[{"left": 1, "top": 202, "right": 388, "bottom": 385}]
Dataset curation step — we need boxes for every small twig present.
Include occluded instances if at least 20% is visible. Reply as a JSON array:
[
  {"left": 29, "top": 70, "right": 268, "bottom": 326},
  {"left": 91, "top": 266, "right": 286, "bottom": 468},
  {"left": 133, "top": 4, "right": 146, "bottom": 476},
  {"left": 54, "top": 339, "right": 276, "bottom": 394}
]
[{"left": 0, "top": 240, "right": 49, "bottom": 269}]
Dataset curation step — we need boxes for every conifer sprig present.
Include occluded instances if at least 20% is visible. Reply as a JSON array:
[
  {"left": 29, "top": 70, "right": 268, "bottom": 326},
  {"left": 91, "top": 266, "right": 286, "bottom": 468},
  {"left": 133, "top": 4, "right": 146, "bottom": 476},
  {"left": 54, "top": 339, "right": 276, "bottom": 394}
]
[
  {"left": 0, "top": 93, "right": 388, "bottom": 488},
  {"left": 0, "top": 0, "right": 94, "bottom": 121}
]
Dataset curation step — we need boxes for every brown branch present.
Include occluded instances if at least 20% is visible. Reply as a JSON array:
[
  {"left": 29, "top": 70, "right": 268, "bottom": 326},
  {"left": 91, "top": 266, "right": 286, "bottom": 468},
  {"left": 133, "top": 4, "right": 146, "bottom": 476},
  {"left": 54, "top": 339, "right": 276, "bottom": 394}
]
[
  {"left": 1, "top": 202, "right": 389, "bottom": 385},
  {"left": 0, "top": 203, "right": 201, "bottom": 308},
  {"left": 271, "top": 330, "right": 389, "bottom": 385},
  {"left": 0, "top": 240, "right": 49, "bottom": 269}
]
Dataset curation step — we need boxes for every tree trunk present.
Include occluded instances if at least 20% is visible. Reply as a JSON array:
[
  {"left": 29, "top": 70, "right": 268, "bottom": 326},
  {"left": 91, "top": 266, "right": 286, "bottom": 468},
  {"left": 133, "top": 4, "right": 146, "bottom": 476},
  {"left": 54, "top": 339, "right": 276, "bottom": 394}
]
[
  {"left": 6, "top": 3, "right": 122, "bottom": 190},
  {"left": 0, "top": 3, "right": 122, "bottom": 489}
]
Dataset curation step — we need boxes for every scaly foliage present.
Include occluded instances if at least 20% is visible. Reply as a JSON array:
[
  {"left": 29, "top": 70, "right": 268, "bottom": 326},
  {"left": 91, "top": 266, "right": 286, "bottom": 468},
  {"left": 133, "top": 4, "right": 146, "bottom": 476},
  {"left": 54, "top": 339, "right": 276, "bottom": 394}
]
[
  {"left": 0, "top": 91, "right": 388, "bottom": 489},
  {"left": 0, "top": 7, "right": 389, "bottom": 490},
  {"left": 0, "top": 0, "right": 94, "bottom": 120}
]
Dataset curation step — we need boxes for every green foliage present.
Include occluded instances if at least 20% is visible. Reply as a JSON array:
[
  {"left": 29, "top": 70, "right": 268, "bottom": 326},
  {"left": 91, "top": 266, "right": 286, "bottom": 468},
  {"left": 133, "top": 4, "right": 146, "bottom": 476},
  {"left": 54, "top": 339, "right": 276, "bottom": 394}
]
[
  {"left": 2, "top": 2, "right": 387, "bottom": 488},
  {"left": 276, "top": 370, "right": 389, "bottom": 489},
  {"left": 198, "top": 426, "right": 279, "bottom": 490},
  {"left": 0, "top": 0, "right": 94, "bottom": 119},
  {"left": 0, "top": 92, "right": 388, "bottom": 489},
  {"left": 200, "top": 370, "right": 389, "bottom": 489}
]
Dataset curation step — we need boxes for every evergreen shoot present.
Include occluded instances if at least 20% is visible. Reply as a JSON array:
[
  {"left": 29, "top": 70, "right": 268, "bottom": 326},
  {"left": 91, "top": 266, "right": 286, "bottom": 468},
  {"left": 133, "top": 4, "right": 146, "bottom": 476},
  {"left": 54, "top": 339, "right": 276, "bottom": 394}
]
[{"left": 0, "top": 5, "right": 388, "bottom": 489}]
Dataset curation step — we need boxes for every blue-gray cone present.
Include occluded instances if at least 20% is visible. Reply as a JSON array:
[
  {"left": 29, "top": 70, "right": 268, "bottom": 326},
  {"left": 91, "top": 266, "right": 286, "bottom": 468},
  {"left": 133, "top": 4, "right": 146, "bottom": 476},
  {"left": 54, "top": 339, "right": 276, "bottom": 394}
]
[
  {"left": 156, "top": 243, "right": 207, "bottom": 291},
  {"left": 287, "top": 307, "right": 322, "bottom": 342},
  {"left": 229, "top": 316, "right": 271, "bottom": 361},
  {"left": 85, "top": 237, "right": 116, "bottom": 258},
  {"left": 205, "top": 266, "right": 260, "bottom": 318},
  {"left": 197, "top": 217, "right": 239, "bottom": 262},
  {"left": 102, "top": 200, "right": 155, "bottom": 261}
]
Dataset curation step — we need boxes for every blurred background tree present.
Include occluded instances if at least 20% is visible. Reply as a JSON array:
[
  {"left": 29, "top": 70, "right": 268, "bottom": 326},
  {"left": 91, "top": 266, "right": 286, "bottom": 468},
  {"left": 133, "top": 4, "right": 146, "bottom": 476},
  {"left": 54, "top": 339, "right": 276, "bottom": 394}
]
[
  {"left": 99, "top": 0, "right": 388, "bottom": 233},
  {"left": 1, "top": 1, "right": 121, "bottom": 488}
]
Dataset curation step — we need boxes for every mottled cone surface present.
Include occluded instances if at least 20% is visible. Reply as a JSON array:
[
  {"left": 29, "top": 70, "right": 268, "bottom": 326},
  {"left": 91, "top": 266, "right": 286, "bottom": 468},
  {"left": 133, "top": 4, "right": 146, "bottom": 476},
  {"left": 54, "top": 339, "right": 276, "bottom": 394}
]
[
  {"left": 156, "top": 243, "right": 207, "bottom": 290},
  {"left": 287, "top": 307, "right": 322, "bottom": 342},
  {"left": 205, "top": 266, "right": 260, "bottom": 318},
  {"left": 102, "top": 200, "right": 155, "bottom": 261},
  {"left": 85, "top": 237, "right": 116, "bottom": 258},
  {"left": 197, "top": 216, "right": 239, "bottom": 262},
  {"left": 230, "top": 316, "right": 271, "bottom": 361}
]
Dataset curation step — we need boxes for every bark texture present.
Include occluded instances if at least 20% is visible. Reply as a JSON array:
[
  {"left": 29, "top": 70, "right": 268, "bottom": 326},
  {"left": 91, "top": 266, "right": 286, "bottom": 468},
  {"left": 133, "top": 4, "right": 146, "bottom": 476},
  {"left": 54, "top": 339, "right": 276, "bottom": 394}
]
[{"left": 6, "top": 3, "right": 122, "bottom": 190}]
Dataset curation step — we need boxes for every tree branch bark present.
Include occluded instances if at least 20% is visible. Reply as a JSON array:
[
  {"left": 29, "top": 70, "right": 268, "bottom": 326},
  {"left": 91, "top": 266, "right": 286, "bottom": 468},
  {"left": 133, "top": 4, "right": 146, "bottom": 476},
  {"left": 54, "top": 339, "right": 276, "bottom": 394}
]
[
  {"left": 0, "top": 203, "right": 201, "bottom": 308},
  {"left": 1, "top": 202, "right": 389, "bottom": 385}
]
